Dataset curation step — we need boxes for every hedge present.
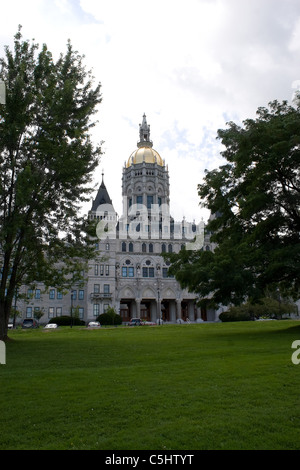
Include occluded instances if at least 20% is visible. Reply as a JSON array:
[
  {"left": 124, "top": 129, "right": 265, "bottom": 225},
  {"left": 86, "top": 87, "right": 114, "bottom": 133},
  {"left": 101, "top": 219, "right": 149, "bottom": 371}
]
[
  {"left": 96, "top": 313, "right": 122, "bottom": 326},
  {"left": 48, "top": 315, "right": 85, "bottom": 326}
]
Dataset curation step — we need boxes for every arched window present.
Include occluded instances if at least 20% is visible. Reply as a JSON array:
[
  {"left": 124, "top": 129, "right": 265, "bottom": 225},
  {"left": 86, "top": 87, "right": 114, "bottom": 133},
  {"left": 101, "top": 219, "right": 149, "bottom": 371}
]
[
  {"left": 142, "top": 243, "right": 146, "bottom": 253},
  {"left": 149, "top": 243, "right": 153, "bottom": 253},
  {"left": 129, "top": 242, "right": 133, "bottom": 252},
  {"left": 122, "top": 242, "right": 126, "bottom": 252},
  {"left": 168, "top": 244, "right": 173, "bottom": 253},
  {"left": 161, "top": 243, "right": 166, "bottom": 253}
]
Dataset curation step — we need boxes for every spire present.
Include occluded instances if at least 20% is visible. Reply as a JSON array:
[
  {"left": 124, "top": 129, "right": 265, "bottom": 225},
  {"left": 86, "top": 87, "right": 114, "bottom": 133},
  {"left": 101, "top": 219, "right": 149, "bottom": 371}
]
[
  {"left": 91, "top": 171, "right": 114, "bottom": 212},
  {"left": 137, "top": 113, "right": 153, "bottom": 148}
]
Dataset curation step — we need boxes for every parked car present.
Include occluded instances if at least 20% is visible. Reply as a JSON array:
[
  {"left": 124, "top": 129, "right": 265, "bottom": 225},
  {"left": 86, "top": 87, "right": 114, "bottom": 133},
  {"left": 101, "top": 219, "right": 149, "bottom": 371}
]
[
  {"left": 129, "top": 318, "right": 143, "bottom": 326},
  {"left": 87, "top": 321, "right": 101, "bottom": 328},
  {"left": 44, "top": 323, "right": 58, "bottom": 329},
  {"left": 22, "top": 318, "right": 39, "bottom": 329}
]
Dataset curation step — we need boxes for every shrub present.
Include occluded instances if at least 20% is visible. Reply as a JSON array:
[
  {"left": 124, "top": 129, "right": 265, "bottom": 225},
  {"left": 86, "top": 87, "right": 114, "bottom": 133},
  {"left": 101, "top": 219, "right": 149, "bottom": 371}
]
[
  {"left": 96, "top": 307, "right": 122, "bottom": 326},
  {"left": 219, "top": 307, "right": 252, "bottom": 322},
  {"left": 48, "top": 315, "right": 85, "bottom": 326},
  {"left": 219, "top": 297, "right": 298, "bottom": 322}
]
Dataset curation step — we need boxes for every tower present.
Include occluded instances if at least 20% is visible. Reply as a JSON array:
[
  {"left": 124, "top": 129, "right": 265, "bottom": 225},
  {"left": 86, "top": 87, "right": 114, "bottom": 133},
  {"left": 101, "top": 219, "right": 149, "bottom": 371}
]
[{"left": 121, "top": 114, "right": 170, "bottom": 239}]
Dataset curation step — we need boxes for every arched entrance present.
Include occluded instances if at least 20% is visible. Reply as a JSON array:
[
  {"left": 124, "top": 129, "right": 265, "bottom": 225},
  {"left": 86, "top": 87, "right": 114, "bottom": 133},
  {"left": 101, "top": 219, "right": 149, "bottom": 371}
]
[
  {"left": 140, "top": 301, "right": 151, "bottom": 321},
  {"left": 119, "top": 300, "right": 133, "bottom": 322}
]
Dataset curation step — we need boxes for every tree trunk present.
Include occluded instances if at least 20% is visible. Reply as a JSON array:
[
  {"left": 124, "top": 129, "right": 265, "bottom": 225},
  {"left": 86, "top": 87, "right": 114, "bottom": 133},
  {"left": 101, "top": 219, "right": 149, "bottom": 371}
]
[{"left": 0, "top": 301, "right": 9, "bottom": 342}]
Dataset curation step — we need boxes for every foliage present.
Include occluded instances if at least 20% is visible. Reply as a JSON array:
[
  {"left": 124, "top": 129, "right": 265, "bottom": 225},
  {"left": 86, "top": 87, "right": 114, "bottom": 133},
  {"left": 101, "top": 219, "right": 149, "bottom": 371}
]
[
  {"left": 166, "top": 100, "right": 300, "bottom": 307},
  {"left": 48, "top": 315, "right": 85, "bottom": 326},
  {"left": 96, "top": 307, "right": 122, "bottom": 325},
  {"left": 220, "top": 296, "right": 297, "bottom": 322},
  {"left": 0, "top": 27, "right": 102, "bottom": 340},
  {"left": 219, "top": 306, "right": 253, "bottom": 322}
]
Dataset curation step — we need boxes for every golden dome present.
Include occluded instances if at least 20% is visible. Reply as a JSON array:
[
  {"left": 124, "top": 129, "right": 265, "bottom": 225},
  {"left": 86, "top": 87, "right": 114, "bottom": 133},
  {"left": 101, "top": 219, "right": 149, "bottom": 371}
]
[{"left": 126, "top": 146, "right": 164, "bottom": 168}]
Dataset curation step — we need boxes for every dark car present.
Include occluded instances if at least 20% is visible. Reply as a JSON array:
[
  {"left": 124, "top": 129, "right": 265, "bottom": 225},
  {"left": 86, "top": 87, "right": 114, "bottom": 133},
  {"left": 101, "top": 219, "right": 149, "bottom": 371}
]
[
  {"left": 129, "top": 318, "right": 143, "bottom": 326},
  {"left": 22, "top": 318, "right": 39, "bottom": 329}
]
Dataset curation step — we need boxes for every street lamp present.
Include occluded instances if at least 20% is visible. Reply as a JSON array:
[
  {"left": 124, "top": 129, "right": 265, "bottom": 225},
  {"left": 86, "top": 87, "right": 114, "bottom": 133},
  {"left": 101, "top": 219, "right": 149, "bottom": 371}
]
[{"left": 70, "top": 290, "right": 75, "bottom": 328}]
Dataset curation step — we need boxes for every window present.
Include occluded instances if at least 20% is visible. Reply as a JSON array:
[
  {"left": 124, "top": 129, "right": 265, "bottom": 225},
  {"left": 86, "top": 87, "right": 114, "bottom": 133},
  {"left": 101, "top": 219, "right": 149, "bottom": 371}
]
[
  {"left": 26, "top": 307, "right": 32, "bottom": 318},
  {"left": 71, "top": 290, "right": 77, "bottom": 300},
  {"left": 104, "top": 304, "right": 109, "bottom": 313},
  {"left": 94, "top": 284, "right": 100, "bottom": 293},
  {"left": 49, "top": 289, "right": 55, "bottom": 300},
  {"left": 48, "top": 307, "right": 55, "bottom": 318},
  {"left": 35, "top": 289, "right": 41, "bottom": 299},
  {"left": 100, "top": 265, "right": 104, "bottom": 276},
  {"left": 142, "top": 267, "right": 154, "bottom": 278},
  {"left": 129, "top": 242, "right": 133, "bottom": 252},
  {"left": 122, "top": 267, "right": 134, "bottom": 277},
  {"left": 137, "top": 195, "right": 143, "bottom": 208},
  {"left": 168, "top": 244, "right": 173, "bottom": 253},
  {"left": 122, "top": 242, "right": 126, "bottom": 252},
  {"left": 149, "top": 243, "right": 153, "bottom": 253},
  {"left": 128, "top": 267, "right": 134, "bottom": 277},
  {"left": 27, "top": 289, "right": 33, "bottom": 299},
  {"left": 78, "top": 308, "right": 84, "bottom": 319},
  {"left": 94, "top": 264, "right": 99, "bottom": 275},
  {"left": 78, "top": 290, "right": 84, "bottom": 300},
  {"left": 106, "top": 243, "right": 110, "bottom": 251},
  {"left": 104, "top": 284, "right": 110, "bottom": 294},
  {"left": 163, "top": 268, "right": 168, "bottom": 278},
  {"left": 147, "top": 195, "right": 153, "bottom": 209},
  {"left": 106, "top": 265, "right": 109, "bottom": 275},
  {"left": 93, "top": 304, "right": 100, "bottom": 317},
  {"left": 161, "top": 244, "right": 166, "bottom": 253},
  {"left": 57, "top": 291, "right": 63, "bottom": 300},
  {"left": 142, "top": 243, "right": 146, "bottom": 253},
  {"left": 56, "top": 307, "right": 62, "bottom": 316}
]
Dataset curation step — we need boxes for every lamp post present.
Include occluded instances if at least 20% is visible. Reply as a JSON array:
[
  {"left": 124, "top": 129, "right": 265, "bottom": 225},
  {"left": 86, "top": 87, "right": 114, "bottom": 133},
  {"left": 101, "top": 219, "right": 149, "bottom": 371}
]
[
  {"left": 70, "top": 290, "right": 75, "bottom": 328},
  {"left": 157, "top": 287, "right": 161, "bottom": 325}
]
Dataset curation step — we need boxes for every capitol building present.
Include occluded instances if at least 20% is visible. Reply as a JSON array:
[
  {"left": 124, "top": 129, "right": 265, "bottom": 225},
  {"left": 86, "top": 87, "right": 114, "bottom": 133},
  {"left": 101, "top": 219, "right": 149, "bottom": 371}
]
[{"left": 17, "top": 115, "right": 218, "bottom": 324}]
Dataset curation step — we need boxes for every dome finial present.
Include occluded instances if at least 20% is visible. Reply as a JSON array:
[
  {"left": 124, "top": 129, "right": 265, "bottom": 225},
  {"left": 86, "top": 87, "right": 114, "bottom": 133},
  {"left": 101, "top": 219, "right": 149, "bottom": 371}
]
[{"left": 137, "top": 113, "right": 153, "bottom": 148}]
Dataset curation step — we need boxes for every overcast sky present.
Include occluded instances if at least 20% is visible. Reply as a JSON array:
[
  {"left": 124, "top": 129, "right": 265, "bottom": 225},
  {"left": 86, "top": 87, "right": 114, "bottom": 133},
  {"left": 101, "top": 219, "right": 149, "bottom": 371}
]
[{"left": 1, "top": 0, "right": 300, "bottom": 222}]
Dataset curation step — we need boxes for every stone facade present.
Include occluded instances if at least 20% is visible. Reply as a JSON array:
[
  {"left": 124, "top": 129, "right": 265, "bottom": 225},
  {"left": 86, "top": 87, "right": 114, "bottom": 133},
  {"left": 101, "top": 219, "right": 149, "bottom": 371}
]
[{"left": 15, "top": 115, "right": 217, "bottom": 324}]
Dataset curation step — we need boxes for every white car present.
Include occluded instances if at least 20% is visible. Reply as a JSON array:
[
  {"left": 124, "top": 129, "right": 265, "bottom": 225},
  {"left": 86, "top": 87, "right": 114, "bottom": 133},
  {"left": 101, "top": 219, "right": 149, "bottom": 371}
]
[
  {"left": 87, "top": 321, "right": 101, "bottom": 328},
  {"left": 44, "top": 323, "right": 58, "bottom": 329}
]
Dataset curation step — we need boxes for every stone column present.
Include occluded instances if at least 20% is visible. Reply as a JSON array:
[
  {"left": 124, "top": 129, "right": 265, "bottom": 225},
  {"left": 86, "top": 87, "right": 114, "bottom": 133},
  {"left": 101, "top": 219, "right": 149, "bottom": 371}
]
[
  {"left": 176, "top": 299, "right": 182, "bottom": 321},
  {"left": 156, "top": 298, "right": 162, "bottom": 324},
  {"left": 196, "top": 306, "right": 201, "bottom": 322},
  {"left": 135, "top": 299, "right": 141, "bottom": 319},
  {"left": 187, "top": 300, "right": 194, "bottom": 321}
]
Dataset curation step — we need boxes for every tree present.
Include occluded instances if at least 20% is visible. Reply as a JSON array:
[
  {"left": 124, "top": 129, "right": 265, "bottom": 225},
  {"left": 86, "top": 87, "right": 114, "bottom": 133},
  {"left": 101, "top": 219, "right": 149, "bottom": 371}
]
[
  {"left": 0, "top": 27, "right": 102, "bottom": 341},
  {"left": 166, "top": 100, "right": 300, "bottom": 307}
]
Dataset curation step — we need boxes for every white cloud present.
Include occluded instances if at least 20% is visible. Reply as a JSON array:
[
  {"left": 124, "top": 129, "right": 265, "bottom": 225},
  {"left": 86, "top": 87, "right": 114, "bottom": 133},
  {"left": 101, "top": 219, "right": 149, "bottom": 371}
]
[{"left": 1, "top": 0, "right": 300, "bottom": 222}]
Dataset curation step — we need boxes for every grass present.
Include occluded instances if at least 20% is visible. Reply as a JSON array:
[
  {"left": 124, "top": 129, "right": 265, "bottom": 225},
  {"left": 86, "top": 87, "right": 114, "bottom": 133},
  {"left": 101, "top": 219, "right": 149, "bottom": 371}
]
[{"left": 1, "top": 320, "right": 300, "bottom": 450}]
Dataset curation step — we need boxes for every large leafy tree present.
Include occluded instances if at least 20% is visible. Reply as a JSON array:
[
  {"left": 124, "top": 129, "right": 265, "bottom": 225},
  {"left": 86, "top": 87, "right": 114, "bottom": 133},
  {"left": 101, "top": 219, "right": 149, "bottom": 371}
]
[
  {"left": 166, "top": 100, "right": 300, "bottom": 308},
  {"left": 0, "top": 27, "right": 102, "bottom": 340}
]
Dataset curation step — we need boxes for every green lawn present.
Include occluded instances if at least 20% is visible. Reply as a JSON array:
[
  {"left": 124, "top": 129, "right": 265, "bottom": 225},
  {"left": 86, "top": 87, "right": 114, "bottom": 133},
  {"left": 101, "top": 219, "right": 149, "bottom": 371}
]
[{"left": 1, "top": 320, "right": 300, "bottom": 450}]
